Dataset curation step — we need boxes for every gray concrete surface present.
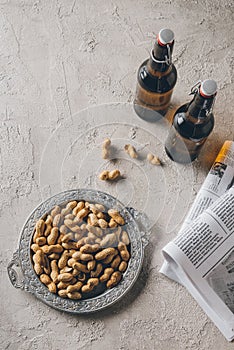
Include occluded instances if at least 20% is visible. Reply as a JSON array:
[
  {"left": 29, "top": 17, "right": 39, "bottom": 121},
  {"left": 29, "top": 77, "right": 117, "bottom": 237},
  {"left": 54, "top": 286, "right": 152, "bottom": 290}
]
[{"left": 1, "top": 0, "right": 234, "bottom": 349}]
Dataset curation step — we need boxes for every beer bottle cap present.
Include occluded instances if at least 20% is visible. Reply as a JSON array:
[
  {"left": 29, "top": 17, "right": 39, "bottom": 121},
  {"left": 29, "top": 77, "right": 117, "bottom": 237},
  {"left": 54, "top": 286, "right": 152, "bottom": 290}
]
[
  {"left": 200, "top": 79, "right": 217, "bottom": 98},
  {"left": 158, "top": 28, "right": 174, "bottom": 46}
]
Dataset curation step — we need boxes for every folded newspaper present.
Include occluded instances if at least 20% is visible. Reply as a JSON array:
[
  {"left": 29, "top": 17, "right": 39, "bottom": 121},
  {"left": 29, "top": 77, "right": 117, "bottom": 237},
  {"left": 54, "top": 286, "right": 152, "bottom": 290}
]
[{"left": 160, "top": 141, "right": 234, "bottom": 341}]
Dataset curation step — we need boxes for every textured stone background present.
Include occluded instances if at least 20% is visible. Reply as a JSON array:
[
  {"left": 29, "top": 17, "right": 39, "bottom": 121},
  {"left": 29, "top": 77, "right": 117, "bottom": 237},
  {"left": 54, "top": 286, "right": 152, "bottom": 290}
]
[{"left": 1, "top": 0, "right": 234, "bottom": 349}]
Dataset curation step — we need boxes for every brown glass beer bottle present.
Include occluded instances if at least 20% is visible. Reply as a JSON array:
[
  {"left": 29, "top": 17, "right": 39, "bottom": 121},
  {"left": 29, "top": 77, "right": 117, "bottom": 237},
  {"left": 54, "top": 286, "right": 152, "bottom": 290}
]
[
  {"left": 134, "top": 28, "right": 177, "bottom": 122},
  {"left": 165, "top": 79, "right": 217, "bottom": 163}
]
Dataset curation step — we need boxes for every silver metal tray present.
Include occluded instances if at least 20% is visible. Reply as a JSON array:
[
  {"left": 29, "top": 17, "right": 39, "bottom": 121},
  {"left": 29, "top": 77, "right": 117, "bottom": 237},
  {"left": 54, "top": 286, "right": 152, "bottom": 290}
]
[{"left": 7, "top": 189, "right": 149, "bottom": 314}]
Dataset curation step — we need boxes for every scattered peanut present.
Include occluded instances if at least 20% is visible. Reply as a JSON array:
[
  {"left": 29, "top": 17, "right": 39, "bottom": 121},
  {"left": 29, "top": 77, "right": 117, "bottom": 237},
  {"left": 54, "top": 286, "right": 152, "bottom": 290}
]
[
  {"left": 109, "top": 169, "right": 122, "bottom": 180},
  {"left": 98, "top": 170, "right": 109, "bottom": 181},
  {"left": 147, "top": 153, "right": 161, "bottom": 165},
  {"left": 102, "top": 138, "right": 111, "bottom": 159},
  {"left": 124, "top": 144, "right": 138, "bottom": 158},
  {"left": 99, "top": 169, "right": 121, "bottom": 181}
]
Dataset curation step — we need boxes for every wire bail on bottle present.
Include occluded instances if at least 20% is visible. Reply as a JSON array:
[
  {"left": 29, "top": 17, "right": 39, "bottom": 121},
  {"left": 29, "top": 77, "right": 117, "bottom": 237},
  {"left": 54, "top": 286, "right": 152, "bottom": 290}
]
[
  {"left": 150, "top": 43, "right": 172, "bottom": 66},
  {"left": 189, "top": 80, "right": 202, "bottom": 95},
  {"left": 189, "top": 80, "right": 217, "bottom": 115},
  {"left": 205, "top": 94, "right": 216, "bottom": 116}
]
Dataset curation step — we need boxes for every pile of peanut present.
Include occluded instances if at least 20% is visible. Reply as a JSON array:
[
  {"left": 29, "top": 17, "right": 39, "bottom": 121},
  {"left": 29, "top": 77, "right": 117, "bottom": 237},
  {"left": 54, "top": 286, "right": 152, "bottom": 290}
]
[{"left": 31, "top": 200, "right": 131, "bottom": 300}]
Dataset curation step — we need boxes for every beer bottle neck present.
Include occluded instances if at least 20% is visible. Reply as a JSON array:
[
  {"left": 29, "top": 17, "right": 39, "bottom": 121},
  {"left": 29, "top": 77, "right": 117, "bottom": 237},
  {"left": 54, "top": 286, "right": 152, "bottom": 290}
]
[
  {"left": 149, "top": 40, "right": 174, "bottom": 72},
  {"left": 187, "top": 92, "right": 215, "bottom": 120}
]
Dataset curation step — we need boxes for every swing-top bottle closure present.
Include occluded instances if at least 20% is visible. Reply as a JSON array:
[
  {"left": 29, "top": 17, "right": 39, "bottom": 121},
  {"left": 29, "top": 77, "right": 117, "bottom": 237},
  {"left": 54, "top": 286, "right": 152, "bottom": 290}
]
[
  {"left": 190, "top": 80, "right": 217, "bottom": 97},
  {"left": 189, "top": 79, "right": 217, "bottom": 116},
  {"left": 151, "top": 28, "right": 174, "bottom": 66}
]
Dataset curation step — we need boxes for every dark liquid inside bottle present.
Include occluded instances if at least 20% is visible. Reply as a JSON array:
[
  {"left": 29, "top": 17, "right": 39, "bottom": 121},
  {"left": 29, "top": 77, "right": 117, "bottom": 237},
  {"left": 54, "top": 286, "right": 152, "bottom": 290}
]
[
  {"left": 165, "top": 92, "right": 215, "bottom": 163},
  {"left": 134, "top": 35, "right": 177, "bottom": 122}
]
